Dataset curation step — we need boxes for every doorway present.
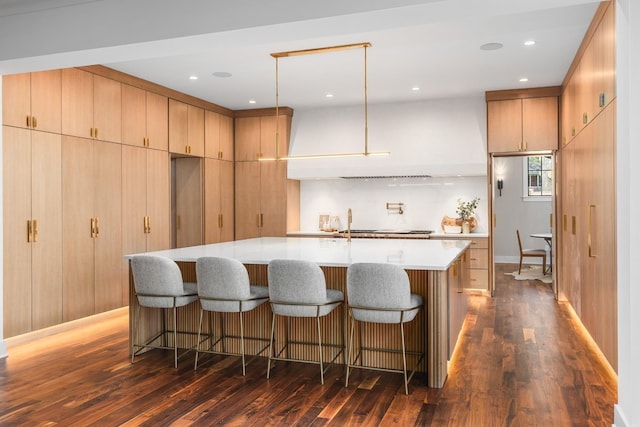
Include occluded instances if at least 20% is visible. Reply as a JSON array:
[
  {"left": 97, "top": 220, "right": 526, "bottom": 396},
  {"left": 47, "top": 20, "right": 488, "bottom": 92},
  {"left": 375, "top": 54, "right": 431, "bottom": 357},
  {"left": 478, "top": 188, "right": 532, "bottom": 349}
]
[{"left": 489, "top": 152, "right": 557, "bottom": 299}]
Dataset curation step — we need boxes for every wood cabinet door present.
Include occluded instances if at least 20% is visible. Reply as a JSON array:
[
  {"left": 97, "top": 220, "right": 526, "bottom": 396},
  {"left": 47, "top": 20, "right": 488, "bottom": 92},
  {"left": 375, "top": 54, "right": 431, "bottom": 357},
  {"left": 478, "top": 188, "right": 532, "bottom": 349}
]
[
  {"left": 203, "top": 158, "right": 222, "bottom": 244},
  {"left": 30, "top": 69, "right": 62, "bottom": 134},
  {"left": 146, "top": 92, "right": 169, "bottom": 151},
  {"left": 260, "top": 160, "right": 288, "bottom": 237},
  {"left": 487, "top": 99, "right": 522, "bottom": 153},
  {"left": 169, "top": 99, "right": 188, "bottom": 154},
  {"left": 2, "top": 126, "right": 33, "bottom": 337},
  {"left": 174, "top": 157, "right": 203, "bottom": 247},
  {"left": 522, "top": 97, "right": 558, "bottom": 151},
  {"left": 600, "top": 4, "right": 616, "bottom": 108},
  {"left": 146, "top": 149, "right": 171, "bottom": 251},
  {"left": 93, "top": 75, "right": 121, "bottom": 143},
  {"left": 204, "top": 110, "right": 221, "bottom": 159},
  {"left": 235, "top": 116, "right": 261, "bottom": 161},
  {"left": 2, "top": 73, "right": 31, "bottom": 129},
  {"left": 62, "top": 135, "right": 96, "bottom": 322},
  {"left": 30, "top": 131, "right": 63, "bottom": 330},
  {"left": 121, "top": 84, "right": 147, "bottom": 147},
  {"left": 93, "top": 140, "right": 123, "bottom": 313},
  {"left": 219, "top": 160, "right": 235, "bottom": 242},
  {"left": 219, "top": 114, "right": 234, "bottom": 161},
  {"left": 187, "top": 104, "right": 205, "bottom": 157},
  {"left": 62, "top": 68, "right": 94, "bottom": 139},
  {"left": 235, "top": 161, "right": 261, "bottom": 240}
]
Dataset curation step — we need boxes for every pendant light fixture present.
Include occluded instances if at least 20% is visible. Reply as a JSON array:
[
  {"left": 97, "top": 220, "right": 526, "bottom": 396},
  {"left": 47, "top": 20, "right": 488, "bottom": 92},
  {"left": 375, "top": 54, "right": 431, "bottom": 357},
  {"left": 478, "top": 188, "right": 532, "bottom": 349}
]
[{"left": 259, "top": 42, "right": 390, "bottom": 161}]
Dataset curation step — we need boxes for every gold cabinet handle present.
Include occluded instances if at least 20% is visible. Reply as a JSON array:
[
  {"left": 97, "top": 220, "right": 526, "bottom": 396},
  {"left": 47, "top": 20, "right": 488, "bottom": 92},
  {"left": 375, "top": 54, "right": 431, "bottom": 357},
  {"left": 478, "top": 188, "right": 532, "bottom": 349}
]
[
  {"left": 33, "top": 219, "right": 38, "bottom": 242},
  {"left": 218, "top": 213, "right": 223, "bottom": 228},
  {"left": 572, "top": 215, "right": 577, "bottom": 235},
  {"left": 177, "top": 215, "right": 181, "bottom": 230},
  {"left": 588, "top": 205, "right": 597, "bottom": 258},
  {"left": 260, "top": 213, "right": 264, "bottom": 228},
  {"left": 27, "top": 219, "right": 33, "bottom": 243},
  {"left": 94, "top": 217, "right": 99, "bottom": 237},
  {"left": 32, "top": 116, "right": 37, "bottom": 128},
  {"left": 90, "top": 218, "right": 95, "bottom": 237},
  {"left": 218, "top": 151, "right": 223, "bottom": 159},
  {"left": 94, "top": 128, "right": 98, "bottom": 138},
  {"left": 143, "top": 216, "right": 149, "bottom": 234},
  {"left": 147, "top": 216, "right": 151, "bottom": 233},
  {"left": 26, "top": 116, "right": 31, "bottom": 128},
  {"left": 523, "top": 141, "right": 527, "bottom": 151},
  {"left": 256, "top": 214, "right": 261, "bottom": 228}
]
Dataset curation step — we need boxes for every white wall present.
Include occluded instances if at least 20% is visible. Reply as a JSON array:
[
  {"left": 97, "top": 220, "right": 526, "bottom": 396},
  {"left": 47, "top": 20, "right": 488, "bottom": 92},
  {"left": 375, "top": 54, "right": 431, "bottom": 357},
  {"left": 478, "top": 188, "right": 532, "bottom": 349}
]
[
  {"left": 299, "top": 176, "right": 488, "bottom": 233},
  {"left": 614, "top": 1, "right": 638, "bottom": 426},
  {"left": 493, "top": 156, "right": 553, "bottom": 263}
]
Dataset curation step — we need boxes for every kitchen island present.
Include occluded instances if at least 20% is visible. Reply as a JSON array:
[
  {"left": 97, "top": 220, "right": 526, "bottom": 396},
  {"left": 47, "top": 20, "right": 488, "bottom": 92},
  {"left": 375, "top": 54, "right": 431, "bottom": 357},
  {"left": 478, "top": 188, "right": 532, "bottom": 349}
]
[{"left": 126, "top": 237, "right": 470, "bottom": 388}]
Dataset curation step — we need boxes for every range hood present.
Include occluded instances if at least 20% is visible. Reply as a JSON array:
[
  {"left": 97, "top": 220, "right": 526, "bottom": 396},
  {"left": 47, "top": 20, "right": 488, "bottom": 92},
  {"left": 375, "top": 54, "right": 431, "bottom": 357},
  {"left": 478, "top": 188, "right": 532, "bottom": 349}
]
[{"left": 286, "top": 97, "right": 488, "bottom": 179}]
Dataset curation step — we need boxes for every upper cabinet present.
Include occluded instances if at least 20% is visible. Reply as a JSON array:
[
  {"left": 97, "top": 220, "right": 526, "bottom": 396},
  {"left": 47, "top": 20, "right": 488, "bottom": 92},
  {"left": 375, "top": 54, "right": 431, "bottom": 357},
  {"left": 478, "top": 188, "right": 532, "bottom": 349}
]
[
  {"left": 122, "top": 84, "right": 168, "bottom": 150},
  {"left": 235, "top": 114, "right": 290, "bottom": 161},
  {"left": 2, "top": 69, "right": 62, "bottom": 134},
  {"left": 561, "top": 2, "right": 615, "bottom": 146},
  {"left": 61, "top": 68, "right": 122, "bottom": 143},
  {"left": 169, "top": 99, "right": 204, "bottom": 156},
  {"left": 204, "top": 110, "right": 234, "bottom": 160},
  {"left": 487, "top": 96, "right": 558, "bottom": 153}
]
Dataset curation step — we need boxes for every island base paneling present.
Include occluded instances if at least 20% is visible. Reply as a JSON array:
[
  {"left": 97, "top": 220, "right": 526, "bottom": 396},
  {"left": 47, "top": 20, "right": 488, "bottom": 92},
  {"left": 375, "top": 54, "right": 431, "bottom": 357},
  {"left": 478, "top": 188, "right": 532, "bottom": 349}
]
[{"left": 128, "top": 261, "right": 458, "bottom": 387}]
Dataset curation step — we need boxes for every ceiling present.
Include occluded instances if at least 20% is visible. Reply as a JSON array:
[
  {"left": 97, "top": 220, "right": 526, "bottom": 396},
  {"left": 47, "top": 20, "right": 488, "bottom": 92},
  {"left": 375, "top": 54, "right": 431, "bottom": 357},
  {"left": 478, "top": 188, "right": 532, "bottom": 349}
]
[{"left": 0, "top": 0, "right": 601, "bottom": 111}]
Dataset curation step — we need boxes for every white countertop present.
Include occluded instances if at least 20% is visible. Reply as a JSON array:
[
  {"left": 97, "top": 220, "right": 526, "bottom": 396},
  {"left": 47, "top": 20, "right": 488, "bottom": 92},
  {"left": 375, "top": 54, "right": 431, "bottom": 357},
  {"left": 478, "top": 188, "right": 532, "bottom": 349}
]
[
  {"left": 430, "top": 232, "right": 489, "bottom": 238},
  {"left": 126, "top": 237, "right": 471, "bottom": 271}
]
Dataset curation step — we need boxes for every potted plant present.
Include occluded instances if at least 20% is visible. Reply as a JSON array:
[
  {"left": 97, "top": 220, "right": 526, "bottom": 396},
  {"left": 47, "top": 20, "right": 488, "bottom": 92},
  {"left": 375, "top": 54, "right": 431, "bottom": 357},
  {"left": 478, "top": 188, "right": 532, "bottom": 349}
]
[{"left": 456, "top": 197, "right": 480, "bottom": 234}]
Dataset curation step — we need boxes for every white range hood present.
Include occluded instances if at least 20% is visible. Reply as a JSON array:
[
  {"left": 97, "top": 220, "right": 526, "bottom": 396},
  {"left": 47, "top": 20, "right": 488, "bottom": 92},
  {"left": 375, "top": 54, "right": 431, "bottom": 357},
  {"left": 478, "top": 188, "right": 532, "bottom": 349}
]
[{"left": 287, "top": 96, "right": 488, "bottom": 179}]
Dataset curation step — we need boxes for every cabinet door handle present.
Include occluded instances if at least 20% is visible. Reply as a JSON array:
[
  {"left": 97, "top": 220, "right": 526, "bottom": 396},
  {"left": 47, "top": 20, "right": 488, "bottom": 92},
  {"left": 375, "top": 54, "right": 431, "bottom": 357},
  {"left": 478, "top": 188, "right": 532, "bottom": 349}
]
[
  {"left": 218, "top": 214, "right": 223, "bottom": 228},
  {"left": 27, "top": 219, "right": 33, "bottom": 243},
  {"left": 588, "top": 205, "right": 597, "bottom": 258},
  {"left": 94, "top": 128, "right": 98, "bottom": 139},
  {"left": 90, "top": 218, "right": 95, "bottom": 237},
  {"left": 218, "top": 151, "right": 223, "bottom": 159},
  {"left": 94, "top": 217, "right": 99, "bottom": 238},
  {"left": 177, "top": 215, "right": 181, "bottom": 229},
  {"left": 32, "top": 116, "right": 37, "bottom": 128},
  {"left": 26, "top": 116, "right": 31, "bottom": 128},
  {"left": 256, "top": 214, "right": 261, "bottom": 228},
  {"left": 33, "top": 219, "right": 38, "bottom": 242},
  {"left": 523, "top": 140, "right": 527, "bottom": 151},
  {"left": 147, "top": 216, "right": 151, "bottom": 233},
  {"left": 260, "top": 213, "right": 264, "bottom": 228}
]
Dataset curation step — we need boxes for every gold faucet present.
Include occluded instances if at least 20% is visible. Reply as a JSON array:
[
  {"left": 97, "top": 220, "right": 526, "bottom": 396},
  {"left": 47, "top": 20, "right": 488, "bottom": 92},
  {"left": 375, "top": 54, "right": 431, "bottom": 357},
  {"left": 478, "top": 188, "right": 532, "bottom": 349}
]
[{"left": 347, "top": 208, "right": 352, "bottom": 242}]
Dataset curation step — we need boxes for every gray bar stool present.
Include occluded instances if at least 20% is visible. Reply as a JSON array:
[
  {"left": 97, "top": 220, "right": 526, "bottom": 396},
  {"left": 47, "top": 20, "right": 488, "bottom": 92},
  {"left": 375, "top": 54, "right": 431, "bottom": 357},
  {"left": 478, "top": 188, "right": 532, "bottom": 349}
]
[
  {"left": 345, "top": 262, "right": 425, "bottom": 394},
  {"left": 266, "top": 259, "right": 344, "bottom": 384},
  {"left": 130, "top": 255, "right": 199, "bottom": 368},
  {"left": 194, "top": 256, "right": 270, "bottom": 374}
]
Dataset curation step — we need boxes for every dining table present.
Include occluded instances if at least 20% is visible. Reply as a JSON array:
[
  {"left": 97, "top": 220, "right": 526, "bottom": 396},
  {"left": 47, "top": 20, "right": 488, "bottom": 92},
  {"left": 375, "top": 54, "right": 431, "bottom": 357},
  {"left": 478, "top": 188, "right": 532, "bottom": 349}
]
[{"left": 530, "top": 233, "right": 552, "bottom": 274}]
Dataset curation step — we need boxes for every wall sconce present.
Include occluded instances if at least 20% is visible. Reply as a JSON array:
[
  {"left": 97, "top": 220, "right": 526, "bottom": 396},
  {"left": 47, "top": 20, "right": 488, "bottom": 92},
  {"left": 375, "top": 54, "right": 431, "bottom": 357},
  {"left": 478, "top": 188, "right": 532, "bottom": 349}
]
[{"left": 497, "top": 179, "right": 504, "bottom": 196}]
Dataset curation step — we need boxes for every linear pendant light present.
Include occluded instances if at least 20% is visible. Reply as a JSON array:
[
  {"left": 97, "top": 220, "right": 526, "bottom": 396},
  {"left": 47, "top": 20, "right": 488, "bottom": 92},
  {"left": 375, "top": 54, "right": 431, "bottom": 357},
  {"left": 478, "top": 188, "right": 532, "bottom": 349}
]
[{"left": 259, "top": 42, "right": 390, "bottom": 161}]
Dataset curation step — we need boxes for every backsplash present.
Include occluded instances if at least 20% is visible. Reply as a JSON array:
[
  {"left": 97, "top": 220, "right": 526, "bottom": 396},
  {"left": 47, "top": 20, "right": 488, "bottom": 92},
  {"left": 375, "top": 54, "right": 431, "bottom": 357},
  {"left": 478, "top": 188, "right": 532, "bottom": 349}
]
[{"left": 298, "top": 176, "right": 488, "bottom": 232}]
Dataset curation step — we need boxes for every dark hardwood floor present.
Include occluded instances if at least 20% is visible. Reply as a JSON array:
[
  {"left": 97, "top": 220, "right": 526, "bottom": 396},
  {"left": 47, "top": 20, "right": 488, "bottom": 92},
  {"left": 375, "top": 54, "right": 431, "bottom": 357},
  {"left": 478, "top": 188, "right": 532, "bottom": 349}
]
[{"left": 0, "top": 263, "right": 617, "bottom": 426}]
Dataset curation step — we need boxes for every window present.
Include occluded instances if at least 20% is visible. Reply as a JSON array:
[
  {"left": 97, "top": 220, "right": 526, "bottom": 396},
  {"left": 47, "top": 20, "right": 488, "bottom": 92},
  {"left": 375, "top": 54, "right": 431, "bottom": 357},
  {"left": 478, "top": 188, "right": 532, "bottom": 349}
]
[{"left": 524, "top": 155, "right": 553, "bottom": 197}]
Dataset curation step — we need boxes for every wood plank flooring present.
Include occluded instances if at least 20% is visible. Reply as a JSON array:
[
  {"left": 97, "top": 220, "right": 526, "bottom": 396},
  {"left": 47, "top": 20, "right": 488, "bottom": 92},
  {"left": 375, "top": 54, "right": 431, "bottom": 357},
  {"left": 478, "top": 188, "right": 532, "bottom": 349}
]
[{"left": 0, "top": 263, "right": 617, "bottom": 426}]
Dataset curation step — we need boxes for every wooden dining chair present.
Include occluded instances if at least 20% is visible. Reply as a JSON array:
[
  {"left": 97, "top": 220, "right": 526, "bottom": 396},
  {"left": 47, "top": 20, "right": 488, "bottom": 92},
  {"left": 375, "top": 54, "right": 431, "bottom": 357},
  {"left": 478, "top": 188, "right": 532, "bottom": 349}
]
[{"left": 516, "top": 229, "right": 547, "bottom": 274}]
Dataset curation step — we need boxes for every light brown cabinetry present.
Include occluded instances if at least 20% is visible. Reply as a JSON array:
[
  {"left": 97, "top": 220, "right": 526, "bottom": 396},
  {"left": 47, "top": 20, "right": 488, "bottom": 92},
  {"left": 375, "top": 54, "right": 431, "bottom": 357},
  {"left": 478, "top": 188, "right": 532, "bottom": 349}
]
[
  {"left": 122, "top": 146, "right": 171, "bottom": 303},
  {"left": 62, "top": 136, "right": 123, "bottom": 321},
  {"left": 431, "top": 235, "right": 488, "bottom": 291},
  {"left": 204, "top": 158, "right": 234, "bottom": 243},
  {"left": 561, "top": 2, "right": 615, "bottom": 146},
  {"left": 234, "top": 111, "right": 299, "bottom": 240},
  {"left": 169, "top": 99, "right": 204, "bottom": 156},
  {"left": 205, "top": 110, "right": 234, "bottom": 160},
  {"left": 2, "top": 126, "right": 62, "bottom": 337},
  {"left": 2, "top": 69, "right": 61, "bottom": 133},
  {"left": 61, "top": 68, "right": 122, "bottom": 143},
  {"left": 122, "top": 84, "right": 168, "bottom": 150},
  {"left": 487, "top": 96, "right": 558, "bottom": 153}
]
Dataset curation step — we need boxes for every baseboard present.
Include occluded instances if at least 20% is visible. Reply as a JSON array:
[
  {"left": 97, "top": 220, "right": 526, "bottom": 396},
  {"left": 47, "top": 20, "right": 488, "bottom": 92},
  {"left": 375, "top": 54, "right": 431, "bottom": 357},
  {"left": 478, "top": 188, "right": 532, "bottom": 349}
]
[
  {"left": 614, "top": 404, "right": 629, "bottom": 427},
  {"left": 5, "top": 306, "right": 128, "bottom": 349}
]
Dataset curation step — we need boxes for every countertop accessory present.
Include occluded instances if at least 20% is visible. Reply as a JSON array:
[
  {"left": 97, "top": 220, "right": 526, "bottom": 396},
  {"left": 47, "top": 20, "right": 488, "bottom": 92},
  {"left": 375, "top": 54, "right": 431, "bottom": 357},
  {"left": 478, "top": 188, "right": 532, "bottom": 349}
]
[{"left": 386, "top": 202, "right": 404, "bottom": 214}]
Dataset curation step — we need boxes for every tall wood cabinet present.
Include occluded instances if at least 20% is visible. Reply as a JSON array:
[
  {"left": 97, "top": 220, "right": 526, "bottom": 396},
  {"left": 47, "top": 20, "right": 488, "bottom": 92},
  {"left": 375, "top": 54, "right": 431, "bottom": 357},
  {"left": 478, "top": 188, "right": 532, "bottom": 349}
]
[
  {"left": 2, "top": 69, "right": 61, "bottom": 133},
  {"left": 61, "top": 68, "right": 122, "bottom": 143},
  {"left": 62, "top": 136, "right": 122, "bottom": 321},
  {"left": 122, "top": 145, "right": 171, "bottom": 304},
  {"left": 234, "top": 110, "right": 299, "bottom": 240},
  {"left": 122, "top": 84, "right": 168, "bottom": 150},
  {"left": 3, "top": 126, "right": 62, "bottom": 337},
  {"left": 169, "top": 99, "right": 204, "bottom": 156},
  {"left": 487, "top": 95, "right": 558, "bottom": 153}
]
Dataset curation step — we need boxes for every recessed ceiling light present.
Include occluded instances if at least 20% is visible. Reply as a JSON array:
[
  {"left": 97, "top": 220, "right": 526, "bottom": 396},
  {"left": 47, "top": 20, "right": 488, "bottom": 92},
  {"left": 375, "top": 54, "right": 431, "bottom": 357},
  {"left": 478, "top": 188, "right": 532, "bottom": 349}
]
[
  {"left": 325, "top": 93, "right": 334, "bottom": 98},
  {"left": 524, "top": 40, "right": 536, "bottom": 46},
  {"left": 519, "top": 77, "right": 529, "bottom": 83},
  {"left": 212, "top": 71, "right": 232, "bottom": 78},
  {"left": 189, "top": 75, "right": 198, "bottom": 80},
  {"left": 480, "top": 42, "right": 503, "bottom": 51},
  {"left": 411, "top": 86, "right": 420, "bottom": 92},
  {"left": 249, "top": 99, "right": 256, "bottom": 104}
]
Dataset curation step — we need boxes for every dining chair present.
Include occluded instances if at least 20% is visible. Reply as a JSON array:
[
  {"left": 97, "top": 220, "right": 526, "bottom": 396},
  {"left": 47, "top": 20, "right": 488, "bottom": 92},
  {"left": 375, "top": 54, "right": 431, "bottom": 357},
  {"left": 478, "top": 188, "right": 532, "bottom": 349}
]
[
  {"left": 266, "top": 259, "right": 344, "bottom": 384},
  {"left": 130, "top": 255, "right": 199, "bottom": 368},
  {"left": 194, "top": 256, "right": 270, "bottom": 374},
  {"left": 516, "top": 229, "right": 547, "bottom": 274},
  {"left": 345, "top": 262, "right": 424, "bottom": 395}
]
